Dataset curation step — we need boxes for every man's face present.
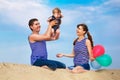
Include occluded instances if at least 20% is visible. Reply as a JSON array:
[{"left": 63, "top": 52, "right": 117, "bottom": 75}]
[{"left": 31, "top": 21, "right": 41, "bottom": 32}]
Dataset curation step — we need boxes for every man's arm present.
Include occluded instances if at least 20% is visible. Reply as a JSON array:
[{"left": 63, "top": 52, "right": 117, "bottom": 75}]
[{"left": 29, "top": 20, "right": 56, "bottom": 42}]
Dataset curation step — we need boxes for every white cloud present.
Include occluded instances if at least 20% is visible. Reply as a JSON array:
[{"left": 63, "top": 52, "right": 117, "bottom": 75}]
[
  {"left": 0, "top": 0, "right": 51, "bottom": 30},
  {"left": 103, "top": 0, "right": 120, "bottom": 8},
  {"left": 0, "top": 0, "right": 120, "bottom": 42},
  {"left": 1, "top": 0, "right": 119, "bottom": 30},
  {"left": 0, "top": 0, "right": 102, "bottom": 28}
]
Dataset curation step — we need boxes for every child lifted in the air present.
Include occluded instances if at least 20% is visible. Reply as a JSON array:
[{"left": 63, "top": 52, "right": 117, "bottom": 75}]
[{"left": 47, "top": 8, "right": 63, "bottom": 40}]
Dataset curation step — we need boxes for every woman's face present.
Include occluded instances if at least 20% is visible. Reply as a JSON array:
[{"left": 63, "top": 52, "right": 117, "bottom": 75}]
[
  {"left": 31, "top": 21, "right": 41, "bottom": 32},
  {"left": 76, "top": 26, "right": 85, "bottom": 36}
]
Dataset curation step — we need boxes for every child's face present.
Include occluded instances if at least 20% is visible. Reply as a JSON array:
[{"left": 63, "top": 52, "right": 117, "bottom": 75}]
[{"left": 53, "top": 10, "right": 61, "bottom": 18}]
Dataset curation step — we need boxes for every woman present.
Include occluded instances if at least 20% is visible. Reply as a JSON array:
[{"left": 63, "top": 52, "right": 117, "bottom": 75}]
[
  {"left": 57, "top": 23, "right": 94, "bottom": 73},
  {"left": 28, "top": 18, "right": 66, "bottom": 71}
]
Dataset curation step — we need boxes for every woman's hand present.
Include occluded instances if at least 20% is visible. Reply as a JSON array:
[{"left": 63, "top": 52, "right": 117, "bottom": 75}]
[
  {"left": 56, "top": 53, "right": 64, "bottom": 58},
  {"left": 89, "top": 56, "right": 95, "bottom": 61}
]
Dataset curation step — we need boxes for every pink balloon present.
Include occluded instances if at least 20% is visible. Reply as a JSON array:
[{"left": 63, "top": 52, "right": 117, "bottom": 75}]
[{"left": 92, "top": 45, "right": 105, "bottom": 58}]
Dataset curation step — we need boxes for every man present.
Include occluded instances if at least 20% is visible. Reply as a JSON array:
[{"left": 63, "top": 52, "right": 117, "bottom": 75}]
[{"left": 28, "top": 18, "right": 66, "bottom": 70}]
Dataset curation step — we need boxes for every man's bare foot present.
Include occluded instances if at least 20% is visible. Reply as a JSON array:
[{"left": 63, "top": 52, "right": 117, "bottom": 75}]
[{"left": 41, "top": 65, "right": 49, "bottom": 69}]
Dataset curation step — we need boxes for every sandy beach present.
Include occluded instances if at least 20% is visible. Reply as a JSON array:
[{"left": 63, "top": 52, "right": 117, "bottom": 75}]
[{"left": 0, "top": 63, "right": 119, "bottom": 80}]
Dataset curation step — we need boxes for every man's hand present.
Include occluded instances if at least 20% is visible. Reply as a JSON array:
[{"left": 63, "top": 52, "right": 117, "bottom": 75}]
[{"left": 49, "top": 20, "right": 57, "bottom": 27}]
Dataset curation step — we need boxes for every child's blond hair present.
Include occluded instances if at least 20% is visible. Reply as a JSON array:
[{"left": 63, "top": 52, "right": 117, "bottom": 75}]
[{"left": 52, "top": 8, "right": 61, "bottom": 14}]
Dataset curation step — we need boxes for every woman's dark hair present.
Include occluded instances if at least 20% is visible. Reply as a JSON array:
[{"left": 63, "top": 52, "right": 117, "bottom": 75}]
[
  {"left": 28, "top": 18, "right": 38, "bottom": 31},
  {"left": 73, "top": 24, "right": 94, "bottom": 48}
]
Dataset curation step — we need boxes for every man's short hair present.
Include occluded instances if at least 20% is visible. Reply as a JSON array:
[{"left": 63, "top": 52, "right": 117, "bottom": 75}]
[
  {"left": 28, "top": 18, "right": 38, "bottom": 26},
  {"left": 28, "top": 18, "right": 38, "bottom": 31}
]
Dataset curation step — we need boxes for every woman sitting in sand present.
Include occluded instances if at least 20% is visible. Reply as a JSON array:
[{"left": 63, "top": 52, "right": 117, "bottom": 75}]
[{"left": 57, "top": 23, "right": 95, "bottom": 73}]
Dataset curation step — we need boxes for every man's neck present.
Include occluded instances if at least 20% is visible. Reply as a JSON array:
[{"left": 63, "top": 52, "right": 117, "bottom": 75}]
[{"left": 32, "top": 31, "right": 39, "bottom": 34}]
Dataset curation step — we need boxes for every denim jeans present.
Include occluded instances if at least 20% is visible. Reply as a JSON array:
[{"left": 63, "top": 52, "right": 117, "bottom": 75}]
[
  {"left": 33, "top": 59, "right": 66, "bottom": 70},
  {"left": 68, "top": 63, "right": 90, "bottom": 70}
]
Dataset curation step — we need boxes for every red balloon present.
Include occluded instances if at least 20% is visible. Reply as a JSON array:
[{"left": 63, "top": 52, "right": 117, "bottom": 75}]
[{"left": 92, "top": 45, "right": 105, "bottom": 58}]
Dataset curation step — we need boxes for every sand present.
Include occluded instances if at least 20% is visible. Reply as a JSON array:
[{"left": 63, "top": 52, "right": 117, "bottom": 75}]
[{"left": 0, "top": 63, "right": 120, "bottom": 80}]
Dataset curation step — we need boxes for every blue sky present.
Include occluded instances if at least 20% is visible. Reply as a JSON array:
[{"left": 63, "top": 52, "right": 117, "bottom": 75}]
[{"left": 0, "top": 0, "right": 120, "bottom": 69}]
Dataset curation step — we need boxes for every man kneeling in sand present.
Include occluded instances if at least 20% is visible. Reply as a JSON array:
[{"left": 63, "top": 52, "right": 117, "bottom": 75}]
[{"left": 28, "top": 18, "right": 66, "bottom": 71}]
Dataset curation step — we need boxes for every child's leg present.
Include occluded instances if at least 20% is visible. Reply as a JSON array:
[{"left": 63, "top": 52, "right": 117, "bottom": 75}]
[
  {"left": 54, "top": 29, "right": 60, "bottom": 40},
  {"left": 51, "top": 28, "right": 55, "bottom": 39}
]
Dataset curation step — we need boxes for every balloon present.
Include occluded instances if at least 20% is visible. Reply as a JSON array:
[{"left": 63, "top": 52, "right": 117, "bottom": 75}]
[
  {"left": 90, "top": 60, "right": 102, "bottom": 69},
  {"left": 92, "top": 45, "right": 105, "bottom": 58},
  {"left": 96, "top": 54, "right": 112, "bottom": 67}
]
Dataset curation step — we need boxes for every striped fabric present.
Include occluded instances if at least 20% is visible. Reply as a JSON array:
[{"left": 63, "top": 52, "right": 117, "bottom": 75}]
[
  {"left": 29, "top": 41, "right": 48, "bottom": 65},
  {"left": 73, "top": 38, "right": 89, "bottom": 66}
]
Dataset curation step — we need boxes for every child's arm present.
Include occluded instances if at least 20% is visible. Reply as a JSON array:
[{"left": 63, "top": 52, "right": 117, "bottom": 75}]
[
  {"left": 60, "top": 14, "right": 63, "bottom": 18},
  {"left": 59, "top": 12, "right": 63, "bottom": 18},
  {"left": 47, "top": 16, "right": 53, "bottom": 22}
]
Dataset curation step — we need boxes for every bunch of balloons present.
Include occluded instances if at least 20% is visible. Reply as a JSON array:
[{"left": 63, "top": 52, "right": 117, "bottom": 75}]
[{"left": 90, "top": 45, "right": 112, "bottom": 69}]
